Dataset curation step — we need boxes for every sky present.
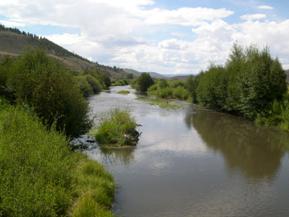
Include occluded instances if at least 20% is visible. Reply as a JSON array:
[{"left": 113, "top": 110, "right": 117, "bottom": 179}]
[{"left": 0, "top": 0, "right": 289, "bottom": 75}]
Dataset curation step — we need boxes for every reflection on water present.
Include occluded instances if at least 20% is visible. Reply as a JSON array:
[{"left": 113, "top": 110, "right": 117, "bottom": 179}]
[
  {"left": 87, "top": 86, "right": 289, "bottom": 217},
  {"left": 187, "top": 107, "right": 289, "bottom": 180},
  {"left": 100, "top": 147, "right": 135, "bottom": 165}
]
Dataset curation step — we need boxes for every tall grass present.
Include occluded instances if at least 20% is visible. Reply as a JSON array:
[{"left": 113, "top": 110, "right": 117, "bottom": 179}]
[
  {"left": 0, "top": 101, "right": 114, "bottom": 217},
  {"left": 94, "top": 110, "right": 138, "bottom": 147}
]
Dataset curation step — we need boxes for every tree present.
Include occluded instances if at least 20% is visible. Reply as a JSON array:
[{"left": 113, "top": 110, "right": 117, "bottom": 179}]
[
  {"left": 7, "top": 49, "right": 90, "bottom": 137},
  {"left": 193, "top": 44, "right": 287, "bottom": 120},
  {"left": 136, "top": 73, "right": 154, "bottom": 93},
  {"left": 186, "top": 75, "right": 198, "bottom": 103}
]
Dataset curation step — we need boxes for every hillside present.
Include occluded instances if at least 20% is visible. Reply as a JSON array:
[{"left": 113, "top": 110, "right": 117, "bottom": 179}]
[
  {"left": 124, "top": 68, "right": 166, "bottom": 79},
  {"left": 0, "top": 25, "right": 127, "bottom": 79}
]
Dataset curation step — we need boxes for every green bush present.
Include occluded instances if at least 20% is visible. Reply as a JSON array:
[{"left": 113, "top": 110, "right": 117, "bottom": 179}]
[
  {"left": 186, "top": 75, "right": 198, "bottom": 103},
  {"left": 255, "top": 98, "right": 289, "bottom": 131},
  {"left": 76, "top": 75, "right": 94, "bottom": 97},
  {"left": 173, "top": 86, "right": 190, "bottom": 100},
  {"left": 75, "top": 74, "right": 102, "bottom": 97},
  {"left": 135, "top": 73, "right": 154, "bottom": 93},
  {"left": 95, "top": 110, "right": 139, "bottom": 147},
  {"left": 112, "top": 79, "right": 129, "bottom": 86},
  {"left": 82, "top": 69, "right": 111, "bottom": 90},
  {"left": 3, "top": 49, "right": 90, "bottom": 137},
  {"left": 0, "top": 104, "right": 115, "bottom": 217},
  {"left": 148, "top": 79, "right": 190, "bottom": 101},
  {"left": 193, "top": 44, "right": 287, "bottom": 119},
  {"left": 0, "top": 57, "right": 15, "bottom": 102},
  {"left": 86, "top": 75, "right": 102, "bottom": 94}
]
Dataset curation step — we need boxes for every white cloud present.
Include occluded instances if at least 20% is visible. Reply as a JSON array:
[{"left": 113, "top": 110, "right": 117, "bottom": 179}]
[
  {"left": 258, "top": 5, "right": 274, "bottom": 10},
  {"left": 240, "top": 13, "right": 267, "bottom": 21},
  {"left": 46, "top": 33, "right": 84, "bottom": 46},
  {"left": 0, "top": 0, "right": 289, "bottom": 74},
  {"left": 143, "top": 7, "right": 233, "bottom": 26},
  {"left": 0, "top": 19, "right": 26, "bottom": 27}
]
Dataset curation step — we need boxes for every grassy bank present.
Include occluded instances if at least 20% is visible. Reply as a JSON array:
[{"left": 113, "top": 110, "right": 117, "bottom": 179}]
[{"left": 0, "top": 101, "right": 115, "bottom": 217}]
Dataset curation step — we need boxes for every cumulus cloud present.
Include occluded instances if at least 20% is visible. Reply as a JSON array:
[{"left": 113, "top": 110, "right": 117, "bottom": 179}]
[
  {"left": 0, "top": 0, "right": 289, "bottom": 74},
  {"left": 143, "top": 7, "right": 233, "bottom": 26}
]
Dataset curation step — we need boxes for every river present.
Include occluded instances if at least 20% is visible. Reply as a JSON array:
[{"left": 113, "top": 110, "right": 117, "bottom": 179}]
[{"left": 87, "top": 86, "right": 289, "bottom": 217}]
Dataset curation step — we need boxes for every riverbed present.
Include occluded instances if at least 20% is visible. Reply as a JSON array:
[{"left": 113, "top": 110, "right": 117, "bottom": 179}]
[{"left": 87, "top": 86, "right": 289, "bottom": 217}]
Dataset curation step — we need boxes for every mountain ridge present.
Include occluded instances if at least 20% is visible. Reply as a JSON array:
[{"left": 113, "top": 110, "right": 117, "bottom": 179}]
[{"left": 0, "top": 24, "right": 127, "bottom": 79}]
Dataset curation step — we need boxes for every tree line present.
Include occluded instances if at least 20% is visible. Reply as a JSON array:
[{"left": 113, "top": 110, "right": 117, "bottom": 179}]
[
  {"left": 186, "top": 44, "right": 289, "bottom": 129},
  {"left": 0, "top": 49, "right": 111, "bottom": 137},
  {"left": 132, "top": 44, "right": 289, "bottom": 131}
]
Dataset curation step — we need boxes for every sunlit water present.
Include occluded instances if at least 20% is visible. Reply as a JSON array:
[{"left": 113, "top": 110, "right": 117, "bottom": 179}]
[{"left": 87, "top": 86, "right": 289, "bottom": 217}]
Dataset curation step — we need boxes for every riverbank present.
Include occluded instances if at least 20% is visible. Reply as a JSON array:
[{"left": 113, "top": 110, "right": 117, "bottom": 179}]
[{"left": 0, "top": 100, "right": 115, "bottom": 217}]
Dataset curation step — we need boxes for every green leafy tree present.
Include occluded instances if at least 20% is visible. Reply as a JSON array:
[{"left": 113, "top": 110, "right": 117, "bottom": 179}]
[
  {"left": 186, "top": 75, "right": 199, "bottom": 103},
  {"left": 7, "top": 49, "right": 90, "bottom": 137},
  {"left": 136, "top": 73, "right": 154, "bottom": 93}
]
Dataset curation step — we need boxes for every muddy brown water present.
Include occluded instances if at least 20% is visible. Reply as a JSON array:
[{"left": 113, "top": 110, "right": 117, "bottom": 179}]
[{"left": 87, "top": 86, "right": 289, "bottom": 217}]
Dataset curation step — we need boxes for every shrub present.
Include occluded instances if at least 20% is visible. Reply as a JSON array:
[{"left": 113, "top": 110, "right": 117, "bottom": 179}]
[
  {"left": 173, "top": 86, "right": 190, "bottom": 100},
  {"left": 135, "top": 73, "right": 154, "bottom": 93},
  {"left": 193, "top": 44, "right": 287, "bottom": 119},
  {"left": 86, "top": 75, "right": 102, "bottom": 94},
  {"left": 76, "top": 75, "right": 94, "bottom": 97},
  {"left": 112, "top": 79, "right": 129, "bottom": 86},
  {"left": 81, "top": 70, "right": 110, "bottom": 90},
  {"left": 5, "top": 49, "right": 90, "bottom": 137},
  {"left": 186, "top": 75, "right": 198, "bottom": 103},
  {"left": 95, "top": 110, "right": 139, "bottom": 147},
  {"left": 0, "top": 57, "right": 15, "bottom": 102},
  {"left": 147, "top": 79, "right": 190, "bottom": 100}
]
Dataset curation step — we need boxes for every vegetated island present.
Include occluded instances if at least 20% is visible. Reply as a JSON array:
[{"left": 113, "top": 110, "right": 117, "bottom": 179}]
[
  {"left": 117, "top": 90, "right": 130, "bottom": 95},
  {"left": 94, "top": 110, "right": 140, "bottom": 148}
]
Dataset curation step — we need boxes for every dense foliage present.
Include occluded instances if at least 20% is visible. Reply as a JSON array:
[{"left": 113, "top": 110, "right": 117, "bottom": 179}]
[
  {"left": 189, "top": 45, "right": 287, "bottom": 120},
  {"left": 112, "top": 79, "right": 129, "bottom": 86},
  {"left": 0, "top": 50, "right": 91, "bottom": 137},
  {"left": 0, "top": 102, "right": 114, "bottom": 217},
  {"left": 75, "top": 74, "right": 103, "bottom": 98},
  {"left": 95, "top": 110, "right": 139, "bottom": 147},
  {"left": 148, "top": 79, "right": 190, "bottom": 101},
  {"left": 135, "top": 73, "right": 154, "bottom": 93}
]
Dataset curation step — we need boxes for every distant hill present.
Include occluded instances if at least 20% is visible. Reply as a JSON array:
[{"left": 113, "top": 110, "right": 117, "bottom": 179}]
[
  {"left": 0, "top": 24, "right": 127, "bottom": 79},
  {"left": 124, "top": 68, "right": 193, "bottom": 80},
  {"left": 169, "top": 74, "right": 191, "bottom": 80},
  {"left": 123, "top": 68, "right": 166, "bottom": 79}
]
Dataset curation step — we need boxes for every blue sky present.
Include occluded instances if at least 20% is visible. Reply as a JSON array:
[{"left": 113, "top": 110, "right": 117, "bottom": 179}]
[{"left": 0, "top": 0, "right": 289, "bottom": 74}]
